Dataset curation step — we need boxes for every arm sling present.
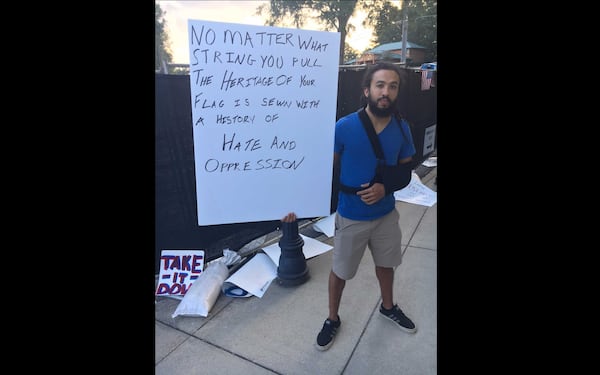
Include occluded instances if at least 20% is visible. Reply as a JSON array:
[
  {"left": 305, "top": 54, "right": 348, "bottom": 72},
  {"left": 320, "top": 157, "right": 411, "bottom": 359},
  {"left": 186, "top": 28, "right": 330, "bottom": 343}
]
[{"left": 338, "top": 108, "right": 412, "bottom": 195}]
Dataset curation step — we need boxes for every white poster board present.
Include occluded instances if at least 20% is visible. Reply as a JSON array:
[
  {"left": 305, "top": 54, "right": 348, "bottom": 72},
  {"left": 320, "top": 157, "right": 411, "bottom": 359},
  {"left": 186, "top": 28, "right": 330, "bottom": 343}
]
[{"left": 188, "top": 20, "right": 341, "bottom": 225}]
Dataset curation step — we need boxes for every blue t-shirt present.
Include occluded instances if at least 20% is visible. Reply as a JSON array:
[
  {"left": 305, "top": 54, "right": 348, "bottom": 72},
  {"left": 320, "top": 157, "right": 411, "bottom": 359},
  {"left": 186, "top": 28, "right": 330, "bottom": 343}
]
[{"left": 334, "top": 111, "right": 416, "bottom": 221}]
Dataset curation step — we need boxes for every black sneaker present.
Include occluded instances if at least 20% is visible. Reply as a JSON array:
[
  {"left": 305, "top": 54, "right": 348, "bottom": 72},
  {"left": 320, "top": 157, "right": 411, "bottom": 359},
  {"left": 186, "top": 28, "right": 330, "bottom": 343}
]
[
  {"left": 379, "top": 304, "right": 417, "bottom": 334},
  {"left": 315, "top": 316, "right": 341, "bottom": 351}
]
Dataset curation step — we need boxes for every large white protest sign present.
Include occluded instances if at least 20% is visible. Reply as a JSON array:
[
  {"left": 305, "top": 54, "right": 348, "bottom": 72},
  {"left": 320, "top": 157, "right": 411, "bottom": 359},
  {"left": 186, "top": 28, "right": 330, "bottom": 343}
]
[{"left": 188, "top": 20, "right": 341, "bottom": 225}]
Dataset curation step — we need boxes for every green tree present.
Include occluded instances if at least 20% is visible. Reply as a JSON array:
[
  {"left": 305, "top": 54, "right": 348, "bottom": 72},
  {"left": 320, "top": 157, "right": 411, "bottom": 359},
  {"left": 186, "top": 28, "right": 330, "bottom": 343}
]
[
  {"left": 343, "top": 44, "right": 360, "bottom": 64},
  {"left": 364, "top": 1, "right": 403, "bottom": 45},
  {"left": 366, "top": 0, "right": 437, "bottom": 62},
  {"left": 257, "top": 0, "right": 358, "bottom": 64},
  {"left": 404, "top": 0, "right": 437, "bottom": 61},
  {"left": 155, "top": 1, "right": 173, "bottom": 72}
]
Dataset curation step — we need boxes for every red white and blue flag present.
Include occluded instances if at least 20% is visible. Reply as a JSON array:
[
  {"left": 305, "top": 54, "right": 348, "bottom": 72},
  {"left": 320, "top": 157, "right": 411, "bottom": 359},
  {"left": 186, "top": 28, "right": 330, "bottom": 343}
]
[{"left": 421, "top": 70, "right": 433, "bottom": 91}]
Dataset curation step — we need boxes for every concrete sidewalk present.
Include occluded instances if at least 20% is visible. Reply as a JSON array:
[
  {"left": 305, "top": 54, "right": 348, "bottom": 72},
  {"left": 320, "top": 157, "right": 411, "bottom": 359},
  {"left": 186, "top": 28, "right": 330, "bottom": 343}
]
[{"left": 155, "top": 167, "right": 437, "bottom": 375}]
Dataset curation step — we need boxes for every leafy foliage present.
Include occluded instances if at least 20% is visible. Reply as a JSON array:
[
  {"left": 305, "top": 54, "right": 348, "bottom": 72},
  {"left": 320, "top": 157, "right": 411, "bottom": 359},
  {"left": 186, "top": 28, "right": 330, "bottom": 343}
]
[
  {"left": 404, "top": 0, "right": 437, "bottom": 61},
  {"left": 257, "top": 0, "right": 359, "bottom": 64},
  {"left": 364, "top": 1, "right": 404, "bottom": 45},
  {"left": 367, "top": 0, "right": 437, "bottom": 62},
  {"left": 257, "top": 0, "right": 436, "bottom": 64},
  {"left": 344, "top": 44, "right": 360, "bottom": 63},
  {"left": 155, "top": 1, "right": 173, "bottom": 72},
  {"left": 155, "top": 1, "right": 436, "bottom": 73}
]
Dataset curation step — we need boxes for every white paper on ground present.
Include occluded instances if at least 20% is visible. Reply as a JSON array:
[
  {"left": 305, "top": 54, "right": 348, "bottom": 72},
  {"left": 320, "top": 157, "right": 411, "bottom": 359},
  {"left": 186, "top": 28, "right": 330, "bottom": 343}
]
[
  {"left": 393, "top": 172, "right": 437, "bottom": 207},
  {"left": 312, "top": 213, "right": 335, "bottom": 238},
  {"left": 421, "top": 156, "right": 437, "bottom": 167},
  {"left": 223, "top": 253, "right": 277, "bottom": 298},
  {"left": 262, "top": 234, "right": 333, "bottom": 266},
  {"left": 222, "top": 236, "right": 333, "bottom": 298}
]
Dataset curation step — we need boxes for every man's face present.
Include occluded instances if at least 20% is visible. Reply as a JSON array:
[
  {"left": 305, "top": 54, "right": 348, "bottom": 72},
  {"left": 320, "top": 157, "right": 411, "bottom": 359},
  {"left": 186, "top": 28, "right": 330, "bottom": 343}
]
[{"left": 365, "top": 69, "right": 400, "bottom": 117}]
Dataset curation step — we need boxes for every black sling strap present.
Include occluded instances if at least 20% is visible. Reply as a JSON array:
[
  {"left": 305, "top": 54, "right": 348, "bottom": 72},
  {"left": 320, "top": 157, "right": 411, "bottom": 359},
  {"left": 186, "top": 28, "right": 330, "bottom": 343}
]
[
  {"left": 337, "top": 107, "right": 410, "bottom": 195},
  {"left": 337, "top": 108, "right": 387, "bottom": 194},
  {"left": 357, "top": 107, "right": 386, "bottom": 162},
  {"left": 358, "top": 107, "right": 409, "bottom": 157}
]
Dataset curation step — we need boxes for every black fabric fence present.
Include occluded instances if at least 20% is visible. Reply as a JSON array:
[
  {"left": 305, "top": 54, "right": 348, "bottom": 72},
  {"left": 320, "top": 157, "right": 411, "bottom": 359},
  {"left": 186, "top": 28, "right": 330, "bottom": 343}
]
[{"left": 155, "top": 66, "right": 436, "bottom": 273}]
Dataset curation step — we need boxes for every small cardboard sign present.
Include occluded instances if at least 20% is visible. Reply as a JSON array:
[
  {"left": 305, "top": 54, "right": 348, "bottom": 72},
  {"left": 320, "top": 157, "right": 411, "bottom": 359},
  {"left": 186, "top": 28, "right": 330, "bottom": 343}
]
[{"left": 155, "top": 250, "right": 205, "bottom": 297}]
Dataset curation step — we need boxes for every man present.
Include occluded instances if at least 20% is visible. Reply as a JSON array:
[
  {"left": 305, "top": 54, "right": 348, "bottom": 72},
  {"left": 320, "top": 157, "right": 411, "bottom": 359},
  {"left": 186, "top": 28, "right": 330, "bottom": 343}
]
[{"left": 315, "top": 62, "right": 417, "bottom": 351}]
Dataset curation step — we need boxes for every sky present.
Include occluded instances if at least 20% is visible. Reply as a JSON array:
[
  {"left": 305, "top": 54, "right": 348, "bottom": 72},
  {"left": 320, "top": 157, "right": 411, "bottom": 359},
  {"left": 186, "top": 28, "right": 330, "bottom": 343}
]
[{"left": 157, "top": 0, "right": 376, "bottom": 64}]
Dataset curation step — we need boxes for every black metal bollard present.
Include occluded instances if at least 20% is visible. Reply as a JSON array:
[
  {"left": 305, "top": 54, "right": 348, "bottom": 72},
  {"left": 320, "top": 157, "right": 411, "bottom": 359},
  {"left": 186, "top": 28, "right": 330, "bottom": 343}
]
[{"left": 276, "top": 219, "right": 309, "bottom": 286}]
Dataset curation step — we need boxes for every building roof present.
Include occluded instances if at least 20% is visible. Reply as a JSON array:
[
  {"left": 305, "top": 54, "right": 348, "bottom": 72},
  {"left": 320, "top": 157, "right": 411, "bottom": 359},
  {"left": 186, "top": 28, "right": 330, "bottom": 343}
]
[{"left": 368, "top": 41, "right": 426, "bottom": 53}]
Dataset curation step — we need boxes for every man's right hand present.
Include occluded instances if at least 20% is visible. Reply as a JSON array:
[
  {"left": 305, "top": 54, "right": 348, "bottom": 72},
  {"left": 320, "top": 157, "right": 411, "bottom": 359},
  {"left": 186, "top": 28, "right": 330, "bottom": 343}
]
[{"left": 281, "top": 212, "right": 297, "bottom": 222}]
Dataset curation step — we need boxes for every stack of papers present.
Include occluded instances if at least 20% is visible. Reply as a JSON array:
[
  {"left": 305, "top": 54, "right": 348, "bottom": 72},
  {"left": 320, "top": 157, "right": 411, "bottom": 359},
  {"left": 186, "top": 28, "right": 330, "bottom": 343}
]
[{"left": 222, "top": 234, "right": 332, "bottom": 298}]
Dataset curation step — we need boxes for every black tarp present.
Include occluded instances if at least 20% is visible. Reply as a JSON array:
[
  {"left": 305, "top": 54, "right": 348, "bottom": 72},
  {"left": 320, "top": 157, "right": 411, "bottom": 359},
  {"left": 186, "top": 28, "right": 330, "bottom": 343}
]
[{"left": 155, "top": 66, "right": 436, "bottom": 273}]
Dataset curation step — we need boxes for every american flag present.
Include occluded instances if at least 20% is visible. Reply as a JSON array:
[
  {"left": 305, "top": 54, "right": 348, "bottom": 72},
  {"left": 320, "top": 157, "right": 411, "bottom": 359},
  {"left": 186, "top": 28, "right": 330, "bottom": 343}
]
[{"left": 421, "top": 70, "right": 433, "bottom": 91}]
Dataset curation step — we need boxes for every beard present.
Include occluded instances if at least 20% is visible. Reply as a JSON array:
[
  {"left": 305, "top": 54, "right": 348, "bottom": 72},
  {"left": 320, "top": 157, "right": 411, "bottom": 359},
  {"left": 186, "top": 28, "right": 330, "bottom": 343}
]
[{"left": 367, "top": 95, "right": 397, "bottom": 117}]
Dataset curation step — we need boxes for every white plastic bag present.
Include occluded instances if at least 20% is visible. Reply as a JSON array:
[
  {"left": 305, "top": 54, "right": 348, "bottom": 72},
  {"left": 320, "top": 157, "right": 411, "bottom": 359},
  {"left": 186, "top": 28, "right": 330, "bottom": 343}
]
[{"left": 171, "top": 259, "right": 229, "bottom": 318}]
